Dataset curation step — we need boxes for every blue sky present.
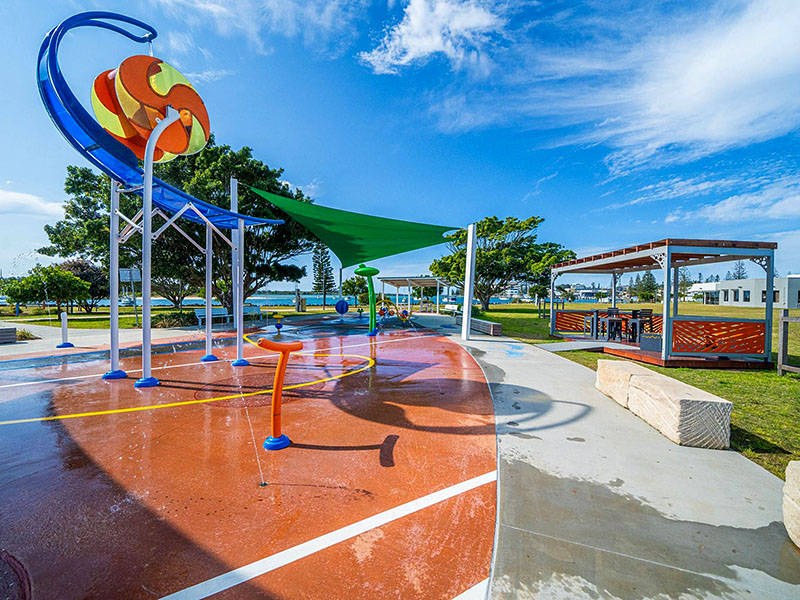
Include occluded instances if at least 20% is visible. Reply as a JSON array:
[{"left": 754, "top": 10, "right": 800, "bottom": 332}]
[{"left": 1, "top": 0, "right": 799, "bottom": 290}]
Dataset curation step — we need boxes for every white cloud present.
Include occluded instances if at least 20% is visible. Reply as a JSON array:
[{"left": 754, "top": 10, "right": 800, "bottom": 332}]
[
  {"left": 0, "top": 189, "right": 63, "bottom": 219},
  {"left": 665, "top": 176, "right": 800, "bottom": 223},
  {"left": 155, "top": 0, "right": 371, "bottom": 57},
  {"left": 429, "top": 0, "right": 800, "bottom": 174},
  {"left": 185, "top": 69, "right": 234, "bottom": 83},
  {"left": 360, "top": 0, "right": 504, "bottom": 75},
  {"left": 167, "top": 31, "right": 195, "bottom": 55}
]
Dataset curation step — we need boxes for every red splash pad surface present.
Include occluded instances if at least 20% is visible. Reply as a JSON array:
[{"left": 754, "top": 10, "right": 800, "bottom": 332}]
[{"left": 0, "top": 328, "right": 496, "bottom": 599}]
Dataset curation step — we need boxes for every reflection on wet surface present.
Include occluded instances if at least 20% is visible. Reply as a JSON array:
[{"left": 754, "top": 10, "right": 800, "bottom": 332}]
[{"left": 0, "top": 319, "right": 496, "bottom": 599}]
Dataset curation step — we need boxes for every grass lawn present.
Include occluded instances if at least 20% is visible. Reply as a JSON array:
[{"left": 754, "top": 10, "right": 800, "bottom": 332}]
[
  {"left": 479, "top": 302, "right": 800, "bottom": 479},
  {"left": 8, "top": 306, "right": 336, "bottom": 329}
]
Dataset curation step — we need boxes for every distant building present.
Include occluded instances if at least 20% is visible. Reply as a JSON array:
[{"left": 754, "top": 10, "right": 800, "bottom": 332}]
[{"left": 688, "top": 276, "right": 800, "bottom": 309}]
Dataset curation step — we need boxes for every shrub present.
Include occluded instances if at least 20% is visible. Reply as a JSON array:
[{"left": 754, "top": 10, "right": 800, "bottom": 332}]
[
  {"left": 152, "top": 312, "right": 196, "bottom": 328},
  {"left": 16, "top": 328, "right": 40, "bottom": 341}
]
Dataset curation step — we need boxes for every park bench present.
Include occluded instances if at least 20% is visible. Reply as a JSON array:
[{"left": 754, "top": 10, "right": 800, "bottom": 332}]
[
  {"left": 454, "top": 314, "right": 503, "bottom": 336},
  {"left": 194, "top": 307, "right": 232, "bottom": 328},
  {"left": 443, "top": 303, "right": 459, "bottom": 314},
  {"left": 243, "top": 306, "right": 263, "bottom": 321},
  {"left": 595, "top": 360, "right": 732, "bottom": 449},
  {"left": 0, "top": 327, "right": 16, "bottom": 344}
]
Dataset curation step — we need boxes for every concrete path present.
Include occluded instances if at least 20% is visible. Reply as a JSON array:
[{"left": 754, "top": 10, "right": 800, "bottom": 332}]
[
  {"left": 533, "top": 340, "right": 630, "bottom": 352},
  {"left": 0, "top": 320, "right": 199, "bottom": 358},
  {"left": 414, "top": 314, "right": 800, "bottom": 600}
]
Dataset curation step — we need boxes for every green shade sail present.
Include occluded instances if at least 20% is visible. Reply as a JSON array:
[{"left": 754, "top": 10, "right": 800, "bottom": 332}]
[{"left": 249, "top": 186, "right": 458, "bottom": 268}]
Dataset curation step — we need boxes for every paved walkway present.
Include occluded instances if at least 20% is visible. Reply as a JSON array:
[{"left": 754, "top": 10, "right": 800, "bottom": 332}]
[
  {"left": 414, "top": 314, "right": 800, "bottom": 600},
  {"left": 0, "top": 320, "right": 199, "bottom": 357}
]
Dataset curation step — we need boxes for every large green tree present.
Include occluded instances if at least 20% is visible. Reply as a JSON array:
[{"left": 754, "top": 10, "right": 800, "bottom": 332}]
[
  {"left": 341, "top": 275, "right": 368, "bottom": 305},
  {"left": 38, "top": 136, "right": 316, "bottom": 311},
  {"left": 2, "top": 265, "right": 90, "bottom": 313},
  {"left": 312, "top": 242, "right": 337, "bottom": 308},
  {"left": 429, "top": 216, "right": 574, "bottom": 310},
  {"left": 59, "top": 259, "right": 109, "bottom": 313}
]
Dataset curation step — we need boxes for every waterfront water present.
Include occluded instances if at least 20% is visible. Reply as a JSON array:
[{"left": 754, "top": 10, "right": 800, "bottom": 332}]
[{"left": 1, "top": 294, "right": 515, "bottom": 308}]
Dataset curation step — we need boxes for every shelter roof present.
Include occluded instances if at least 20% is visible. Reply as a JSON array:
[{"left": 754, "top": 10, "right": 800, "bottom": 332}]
[
  {"left": 378, "top": 276, "right": 451, "bottom": 288},
  {"left": 249, "top": 186, "right": 457, "bottom": 268},
  {"left": 552, "top": 239, "right": 777, "bottom": 275}
]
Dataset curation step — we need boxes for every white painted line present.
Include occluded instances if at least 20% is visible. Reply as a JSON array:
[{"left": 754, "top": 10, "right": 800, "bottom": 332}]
[
  {"left": 160, "top": 470, "right": 497, "bottom": 600},
  {"left": 0, "top": 332, "right": 431, "bottom": 391},
  {"left": 453, "top": 578, "right": 488, "bottom": 600}
]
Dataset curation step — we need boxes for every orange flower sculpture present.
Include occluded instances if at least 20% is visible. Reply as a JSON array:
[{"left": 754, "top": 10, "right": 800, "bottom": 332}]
[{"left": 91, "top": 56, "right": 210, "bottom": 163}]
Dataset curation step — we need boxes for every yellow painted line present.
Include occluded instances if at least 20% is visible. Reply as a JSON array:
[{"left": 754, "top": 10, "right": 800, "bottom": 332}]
[{"left": 0, "top": 353, "right": 374, "bottom": 426}]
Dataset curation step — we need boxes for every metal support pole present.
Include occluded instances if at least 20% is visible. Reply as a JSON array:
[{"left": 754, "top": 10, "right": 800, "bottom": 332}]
[
  {"left": 104, "top": 179, "right": 126, "bottom": 379},
  {"left": 436, "top": 279, "right": 440, "bottom": 314},
  {"left": 407, "top": 279, "right": 411, "bottom": 315},
  {"left": 339, "top": 267, "right": 343, "bottom": 300},
  {"left": 672, "top": 266, "right": 679, "bottom": 317},
  {"left": 778, "top": 309, "right": 788, "bottom": 375},
  {"left": 611, "top": 272, "right": 617, "bottom": 308},
  {"left": 233, "top": 214, "right": 249, "bottom": 367},
  {"left": 230, "top": 177, "right": 238, "bottom": 333},
  {"left": 661, "top": 250, "right": 672, "bottom": 361},
  {"left": 57, "top": 311, "right": 73, "bottom": 348},
  {"left": 461, "top": 223, "right": 477, "bottom": 341},
  {"left": 135, "top": 106, "right": 180, "bottom": 388},
  {"left": 549, "top": 272, "right": 556, "bottom": 336},
  {"left": 765, "top": 252, "right": 775, "bottom": 361},
  {"left": 201, "top": 223, "right": 218, "bottom": 362}
]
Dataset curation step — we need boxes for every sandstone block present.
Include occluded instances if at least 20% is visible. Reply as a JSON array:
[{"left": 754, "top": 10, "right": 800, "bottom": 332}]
[
  {"left": 627, "top": 374, "right": 732, "bottom": 449},
  {"left": 785, "top": 461, "right": 800, "bottom": 549},
  {"left": 595, "top": 360, "right": 656, "bottom": 408}
]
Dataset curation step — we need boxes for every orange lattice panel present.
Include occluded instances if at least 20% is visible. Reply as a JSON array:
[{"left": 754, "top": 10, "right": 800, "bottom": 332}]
[
  {"left": 671, "top": 320, "right": 765, "bottom": 354},
  {"left": 555, "top": 311, "right": 591, "bottom": 333}
]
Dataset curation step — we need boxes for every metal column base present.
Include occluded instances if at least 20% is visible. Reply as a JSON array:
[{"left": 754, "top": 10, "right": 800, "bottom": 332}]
[{"left": 102, "top": 369, "right": 128, "bottom": 380}]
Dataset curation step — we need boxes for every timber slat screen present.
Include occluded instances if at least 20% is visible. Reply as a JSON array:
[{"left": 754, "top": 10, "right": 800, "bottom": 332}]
[
  {"left": 778, "top": 309, "right": 800, "bottom": 376},
  {"left": 553, "top": 310, "right": 663, "bottom": 336},
  {"left": 671, "top": 317, "right": 766, "bottom": 356}
]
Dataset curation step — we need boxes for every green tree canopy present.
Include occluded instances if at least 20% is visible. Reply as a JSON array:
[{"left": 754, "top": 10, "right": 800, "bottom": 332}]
[
  {"left": 429, "top": 216, "right": 574, "bottom": 310},
  {"left": 38, "top": 136, "right": 316, "bottom": 312},
  {"left": 59, "top": 259, "right": 109, "bottom": 313},
  {"left": 3, "top": 265, "right": 90, "bottom": 313}
]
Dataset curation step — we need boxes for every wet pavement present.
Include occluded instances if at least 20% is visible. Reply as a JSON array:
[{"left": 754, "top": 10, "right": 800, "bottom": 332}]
[
  {"left": 0, "top": 316, "right": 496, "bottom": 599},
  {"left": 411, "top": 314, "right": 800, "bottom": 600}
]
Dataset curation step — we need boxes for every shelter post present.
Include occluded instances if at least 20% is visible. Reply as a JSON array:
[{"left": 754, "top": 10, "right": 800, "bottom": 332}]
[
  {"left": 339, "top": 266, "right": 343, "bottom": 300},
  {"left": 672, "top": 266, "right": 679, "bottom": 317},
  {"left": 611, "top": 272, "right": 617, "bottom": 308},
  {"left": 103, "top": 179, "right": 126, "bottom": 379},
  {"left": 660, "top": 249, "right": 672, "bottom": 361},
  {"left": 201, "top": 223, "right": 217, "bottom": 362},
  {"left": 764, "top": 252, "right": 775, "bottom": 361},
  {"left": 436, "top": 279, "right": 440, "bottom": 314},
  {"left": 407, "top": 279, "right": 411, "bottom": 314},
  {"left": 461, "top": 223, "right": 477, "bottom": 341},
  {"left": 549, "top": 270, "right": 556, "bottom": 336},
  {"left": 136, "top": 106, "right": 180, "bottom": 388}
]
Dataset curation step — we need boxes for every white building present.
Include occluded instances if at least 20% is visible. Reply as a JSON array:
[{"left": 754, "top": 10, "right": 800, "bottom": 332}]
[{"left": 689, "top": 276, "right": 800, "bottom": 309}]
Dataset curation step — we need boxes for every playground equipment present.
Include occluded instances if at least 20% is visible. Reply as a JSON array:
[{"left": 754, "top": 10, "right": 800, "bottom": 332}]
[
  {"left": 354, "top": 264, "right": 379, "bottom": 336},
  {"left": 335, "top": 299, "right": 349, "bottom": 317},
  {"left": 273, "top": 314, "right": 285, "bottom": 331},
  {"left": 38, "top": 12, "right": 282, "bottom": 385},
  {"left": 257, "top": 338, "right": 304, "bottom": 450},
  {"left": 56, "top": 312, "right": 74, "bottom": 348},
  {"left": 376, "top": 298, "right": 412, "bottom": 324}
]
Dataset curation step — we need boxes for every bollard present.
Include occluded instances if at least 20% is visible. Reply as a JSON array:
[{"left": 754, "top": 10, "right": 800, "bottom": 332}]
[
  {"left": 257, "top": 338, "right": 304, "bottom": 450},
  {"left": 56, "top": 311, "right": 74, "bottom": 348}
]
